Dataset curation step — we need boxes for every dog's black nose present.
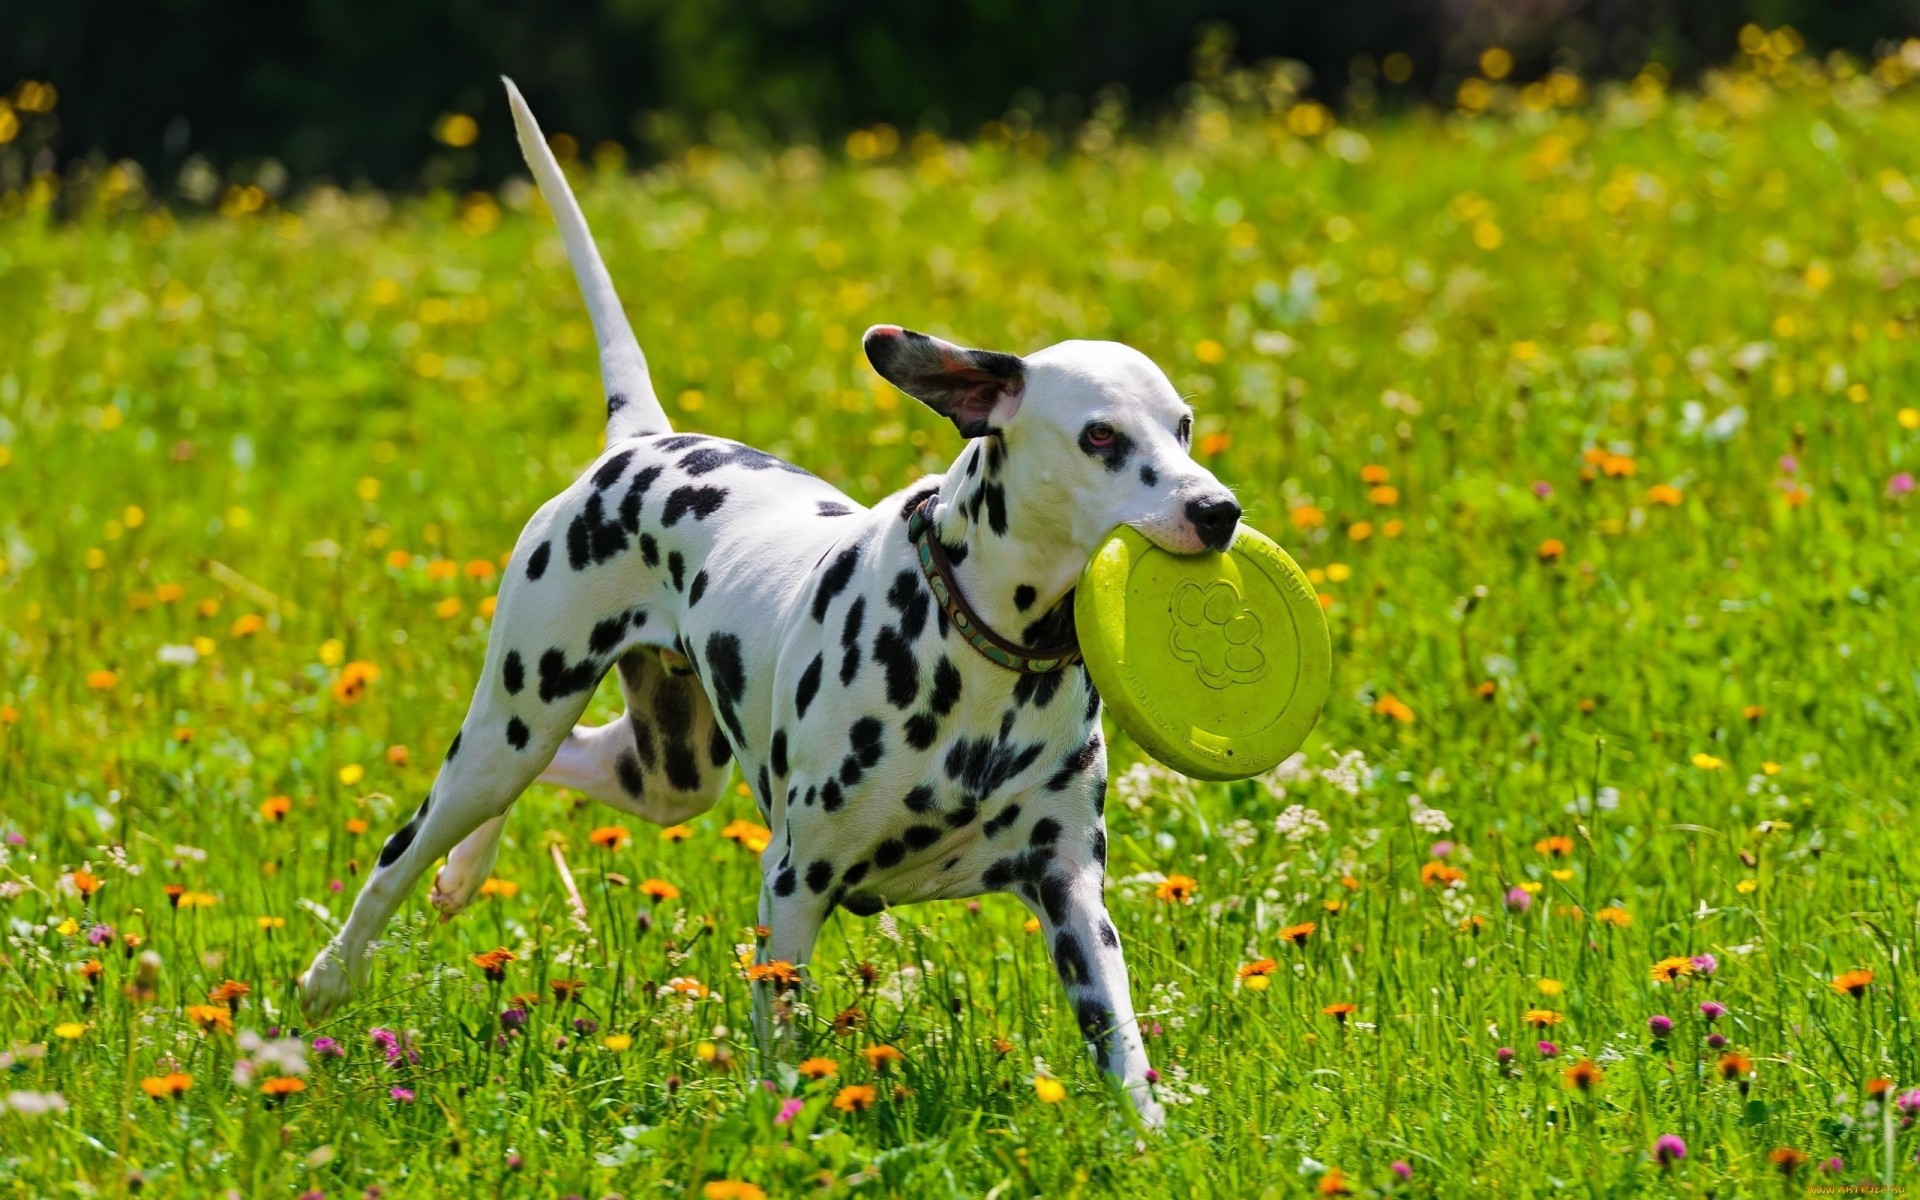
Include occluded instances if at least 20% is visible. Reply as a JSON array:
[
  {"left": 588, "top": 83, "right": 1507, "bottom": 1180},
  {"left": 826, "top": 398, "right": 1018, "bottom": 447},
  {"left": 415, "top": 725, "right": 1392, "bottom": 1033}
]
[{"left": 1185, "top": 496, "right": 1241, "bottom": 552}]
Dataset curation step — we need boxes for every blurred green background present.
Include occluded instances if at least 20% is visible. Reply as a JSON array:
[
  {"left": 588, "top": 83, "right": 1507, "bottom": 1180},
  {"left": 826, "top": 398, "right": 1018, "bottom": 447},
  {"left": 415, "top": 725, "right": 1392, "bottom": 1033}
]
[{"left": 5, "top": 0, "right": 1920, "bottom": 192}]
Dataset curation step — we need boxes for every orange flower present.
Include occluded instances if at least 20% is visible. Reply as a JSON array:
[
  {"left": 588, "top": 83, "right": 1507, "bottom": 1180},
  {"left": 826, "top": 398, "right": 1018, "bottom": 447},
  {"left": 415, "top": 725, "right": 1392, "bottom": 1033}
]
[
  {"left": 719, "top": 819, "right": 771, "bottom": 853},
  {"left": 1534, "top": 835, "right": 1574, "bottom": 858},
  {"left": 1768, "top": 1147, "right": 1807, "bottom": 1175},
  {"left": 1867, "top": 1077, "right": 1894, "bottom": 1098},
  {"left": 1360, "top": 464, "right": 1390, "bottom": 485},
  {"left": 1372, "top": 693, "right": 1415, "bottom": 723},
  {"left": 186, "top": 1004, "right": 234, "bottom": 1035},
  {"left": 1832, "top": 969, "right": 1874, "bottom": 999},
  {"left": 549, "top": 979, "right": 586, "bottom": 1002},
  {"left": 1600, "top": 454, "right": 1637, "bottom": 478},
  {"left": 1537, "top": 538, "right": 1565, "bottom": 562},
  {"left": 1318, "top": 1168, "right": 1351, "bottom": 1196},
  {"left": 1322, "top": 1003, "right": 1356, "bottom": 1022},
  {"left": 68, "top": 870, "right": 102, "bottom": 898},
  {"left": 471, "top": 948, "right": 516, "bottom": 981},
  {"left": 207, "top": 980, "right": 250, "bottom": 1011},
  {"left": 86, "top": 669, "right": 119, "bottom": 691},
  {"left": 1280, "top": 921, "right": 1316, "bottom": 946},
  {"left": 1594, "top": 906, "right": 1631, "bottom": 928},
  {"left": 1155, "top": 874, "right": 1198, "bottom": 903},
  {"left": 664, "top": 976, "right": 711, "bottom": 998},
  {"left": 1718, "top": 1052, "right": 1753, "bottom": 1080},
  {"left": 1289, "top": 504, "right": 1326, "bottom": 531},
  {"left": 1237, "top": 958, "right": 1278, "bottom": 980},
  {"left": 258, "top": 796, "right": 292, "bottom": 822},
  {"left": 1649, "top": 956, "right": 1694, "bottom": 983},
  {"left": 1367, "top": 485, "right": 1400, "bottom": 506},
  {"left": 746, "top": 961, "right": 801, "bottom": 990},
  {"left": 330, "top": 661, "right": 380, "bottom": 705},
  {"left": 861, "top": 1045, "right": 904, "bottom": 1071},
  {"left": 259, "top": 1077, "right": 306, "bottom": 1097},
  {"left": 1645, "top": 483, "right": 1683, "bottom": 506},
  {"left": 589, "top": 825, "right": 631, "bottom": 851},
  {"left": 1198, "top": 432, "right": 1232, "bottom": 457},
  {"left": 639, "top": 878, "right": 681, "bottom": 903},
  {"left": 798, "top": 1056, "right": 839, "bottom": 1080},
  {"left": 140, "top": 1073, "right": 193, "bottom": 1100},
  {"left": 1523, "top": 1009, "right": 1563, "bottom": 1028},
  {"left": 832, "top": 1084, "right": 878, "bottom": 1113},
  {"left": 1419, "top": 861, "right": 1464, "bottom": 887},
  {"left": 660, "top": 824, "right": 695, "bottom": 843},
  {"left": 344, "top": 817, "right": 368, "bottom": 835},
  {"left": 163, "top": 883, "right": 186, "bottom": 907},
  {"left": 229, "top": 613, "right": 265, "bottom": 638},
  {"left": 386, "top": 744, "right": 411, "bottom": 766},
  {"left": 478, "top": 877, "right": 519, "bottom": 899},
  {"left": 1563, "top": 1059, "right": 1603, "bottom": 1091}
]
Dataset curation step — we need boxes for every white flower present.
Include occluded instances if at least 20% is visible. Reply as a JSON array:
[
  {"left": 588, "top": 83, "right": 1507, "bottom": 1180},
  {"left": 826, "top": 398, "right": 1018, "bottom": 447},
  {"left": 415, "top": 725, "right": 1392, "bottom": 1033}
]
[
  {"left": 156, "top": 643, "right": 199, "bottom": 666},
  {"left": 1273, "top": 804, "right": 1329, "bottom": 843},
  {"left": 1408, "top": 796, "right": 1453, "bottom": 834},
  {"left": 4, "top": 1091, "right": 67, "bottom": 1116}
]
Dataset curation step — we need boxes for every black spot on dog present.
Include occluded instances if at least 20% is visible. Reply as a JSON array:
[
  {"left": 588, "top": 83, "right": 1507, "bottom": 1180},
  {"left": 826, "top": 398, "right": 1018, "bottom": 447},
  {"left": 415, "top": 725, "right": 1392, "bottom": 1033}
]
[
  {"left": 1030, "top": 818, "right": 1062, "bottom": 847},
  {"left": 710, "top": 725, "right": 733, "bottom": 767},
  {"left": 850, "top": 717, "right": 884, "bottom": 765},
  {"left": 817, "top": 501, "right": 856, "bottom": 517},
  {"left": 506, "top": 717, "right": 530, "bottom": 750},
  {"left": 661, "top": 485, "right": 728, "bottom": 527},
  {"left": 1076, "top": 998, "right": 1116, "bottom": 1058},
  {"left": 982, "top": 803, "right": 1023, "bottom": 838},
  {"left": 905, "top": 713, "right": 938, "bottom": 749},
  {"left": 378, "top": 820, "right": 417, "bottom": 867},
  {"left": 842, "top": 861, "right": 870, "bottom": 887},
  {"left": 1091, "top": 828, "right": 1107, "bottom": 866},
  {"left": 617, "top": 752, "right": 644, "bottom": 797},
  {"left": 1021, "top": 600, "right": 1076, "bottom": 650},
  {"left": 1013, "top": 670, "right": 1062, "bottom": 710},
  {"left": 774, "top": 867, "right": 797, "bottom": 897},
  {"left": 668, "top": 551, "right": 685, "bottom": 592},
  {"left": 945, "top": 736, "right": 1047, "bottom": 803},
  {"left": 567, "top": 493, "right": 629, "bottom": 570},
  {"left": 526, "top": 542, "right": 551, "bottom": 580},
  {"left": 607, "top": 391, "right": 627, "bottom": 418},
  {"left": 903, "top": 785, "right": 935, "bottom": 812},
  {"left": 445, "top": 732, "right": 462, "bottom": 761},
  {"left": 687, "top": 570, "right": 708, "bottom": 607},
  {"left": 755, "top": 765, "right": 771, "bottom": 808},
  {"left": 873, "top": 627, "right": 919, "bottom": 709},
  {"left": 652, "top": 434, "right": 708, "bottom": 452},
  {"left": 654, "top": 677, "right": 706, "bottom": 790},
  {"left": 1038, "top": 871, "right": 1071, "bottom": 924},
  {"left": 930, "top": 657, "right": 962, "bottom": 713},
  {"left": 820, "top": 779, "right": 844, "bottom": 811},
  {"left": 1047, "top": 735, "right": 1103, "bottom": 790},
  {"left": 705, "top": 632, "right": 749, "bottom": 746},
  {"left": 619, "top": 465, "right": 663, "bottom": 533},
  {"left": 589, "top": 613, "right": 633, "bottom": 655},
  {"left": 502, "top": 651, "right": 525, "bottom": 695},
  {"left": 539, "top": 648, "right": 602, "bottom": 703},
  {"left": 946, "top": 802, "right": 978, "bottom": 829},
  {"left": 770, "top": 730, "right": 788, "bottom": 777},
  {"left": 639, "top": 533, "right": 660, "bottom": 567},
  {"left": 903, "top": 824, "right": 942, "bottom": 851},
  {"left": 1139, "top": 463, "right": 1158, "bottom": 488},
  {"left": 591, "top": 448, "right": 635, "bottom": 490},
  {"left": 806, "top": 860, "right": 834, "bottom": 893},
  {"left": 966, "top": 444, "right": 982, "bottom": 477},
  {"left": 899, "top": 486, "right": 938, "bottom": 523},
  {"left": 886, "top": 571, "right": 930, "bottom": 640},
  {"left": 839, "top": 597, "right": 865, "bottom": 685},
  {"left": 874, "top": 839, "right": 906, "bottom": 869},
  {"left": 795, "top": 654, "right": 824, "bottom": 719},
  {"left": 1013, "top": 584, "right": 1036, "bottom": 612},
  {"left": 983, "top": 482, "right": 1008, "bottom": 535},
  {"left": 1083, "top": 666, "right": 1101, "bottom": 722},
  {"left": 812, "top": 546, "right": 861, "bottom": 622},
  {"left": 680, "top": 441, "right": 808, "bottom": 477},
  {"left": 1055, "top": 932, "right": 1091, "bottom": 986},
  {"left": 842, "top": 894, "right": 885, "bottom": 917},
  {"left": 629, "top": 714, "right": 657, "bottom": 770}
]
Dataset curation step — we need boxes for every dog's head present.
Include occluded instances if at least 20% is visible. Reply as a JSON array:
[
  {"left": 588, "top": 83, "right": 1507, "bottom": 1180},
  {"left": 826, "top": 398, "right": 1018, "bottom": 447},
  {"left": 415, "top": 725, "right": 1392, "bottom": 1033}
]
[{"left": 865, "top": 325, "right": 1240, "bottom": 554}]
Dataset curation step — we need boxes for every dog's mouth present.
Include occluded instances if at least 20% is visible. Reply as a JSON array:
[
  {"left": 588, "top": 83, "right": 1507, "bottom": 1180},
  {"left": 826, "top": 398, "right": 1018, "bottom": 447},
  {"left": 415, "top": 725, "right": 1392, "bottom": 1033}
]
[{"left": 1127, "top": 519, "right": 1215, "bottom": 556}]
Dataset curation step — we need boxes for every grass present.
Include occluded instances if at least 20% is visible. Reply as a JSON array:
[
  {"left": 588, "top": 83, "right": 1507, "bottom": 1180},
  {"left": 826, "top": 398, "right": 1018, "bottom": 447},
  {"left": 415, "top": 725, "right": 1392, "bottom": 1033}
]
[{"left": 4, "top": 37, "right": 1920, "bottom": 1197}]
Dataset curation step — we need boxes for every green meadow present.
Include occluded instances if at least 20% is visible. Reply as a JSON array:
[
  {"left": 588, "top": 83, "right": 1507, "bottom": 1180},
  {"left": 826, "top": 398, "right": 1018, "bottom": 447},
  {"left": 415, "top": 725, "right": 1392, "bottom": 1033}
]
[{"left": 5, "top": 33, "right": 1920, "bottom": 1196}]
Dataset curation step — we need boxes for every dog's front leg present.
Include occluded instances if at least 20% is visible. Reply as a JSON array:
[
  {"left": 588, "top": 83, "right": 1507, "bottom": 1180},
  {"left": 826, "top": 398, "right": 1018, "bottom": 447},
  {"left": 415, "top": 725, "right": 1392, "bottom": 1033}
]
[
  {"left": 1023, "top": 863, "right": 1167, "bottom": 1129},
  {"left": 750, "top": 873, "right": 826, "bottom": 1071}
]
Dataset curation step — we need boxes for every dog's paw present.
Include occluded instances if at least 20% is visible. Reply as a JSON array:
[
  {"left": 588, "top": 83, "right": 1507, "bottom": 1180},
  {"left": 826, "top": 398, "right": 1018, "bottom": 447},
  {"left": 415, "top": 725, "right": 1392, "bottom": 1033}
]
[
  {"left": 299, "top": 946, "right": 357, "bottom": 1020},
  {"left": 431, "top": 823, "right": 501, "bottom": 922},
  {"left": 1133, "top": 1094, "right": 1168, "bottom": 1131}
]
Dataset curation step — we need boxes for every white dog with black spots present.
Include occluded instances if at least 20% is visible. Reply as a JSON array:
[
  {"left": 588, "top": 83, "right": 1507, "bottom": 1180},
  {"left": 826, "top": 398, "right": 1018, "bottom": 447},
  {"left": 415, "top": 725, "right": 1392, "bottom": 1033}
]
[{"left": 301, "top": 78, "right": 1244, "bottom": 1129}]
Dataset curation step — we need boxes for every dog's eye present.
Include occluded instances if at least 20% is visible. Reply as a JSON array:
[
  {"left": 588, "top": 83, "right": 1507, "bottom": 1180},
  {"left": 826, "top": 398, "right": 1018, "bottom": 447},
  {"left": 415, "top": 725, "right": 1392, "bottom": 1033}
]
[
  {"left": 1085, "top": 423, "right": 1116, "bottom": 447},
  {"left": 1177, "top": 415, "right": 1193, "bottom": 446}
]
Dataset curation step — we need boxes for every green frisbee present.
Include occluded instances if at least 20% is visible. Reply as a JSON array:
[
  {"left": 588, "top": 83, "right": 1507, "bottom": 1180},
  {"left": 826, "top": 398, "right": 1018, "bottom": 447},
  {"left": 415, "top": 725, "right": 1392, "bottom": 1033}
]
[{"left": 1075, "top": 524, "right": 1330, "bottom": 781}]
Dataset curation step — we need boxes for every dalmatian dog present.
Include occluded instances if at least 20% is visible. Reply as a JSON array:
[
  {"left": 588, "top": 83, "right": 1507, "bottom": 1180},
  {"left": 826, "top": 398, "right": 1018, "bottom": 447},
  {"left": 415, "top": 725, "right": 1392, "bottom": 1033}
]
[{"left": 300, "top": 78, "right": 1242, "bottom": 1128}]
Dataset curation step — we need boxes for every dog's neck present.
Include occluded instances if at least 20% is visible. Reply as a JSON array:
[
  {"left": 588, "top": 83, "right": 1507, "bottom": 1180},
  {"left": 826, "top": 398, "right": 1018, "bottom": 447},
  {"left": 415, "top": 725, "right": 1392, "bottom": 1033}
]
[{"left": 928, "top": 437, "right": 1086, "bottom": 651}]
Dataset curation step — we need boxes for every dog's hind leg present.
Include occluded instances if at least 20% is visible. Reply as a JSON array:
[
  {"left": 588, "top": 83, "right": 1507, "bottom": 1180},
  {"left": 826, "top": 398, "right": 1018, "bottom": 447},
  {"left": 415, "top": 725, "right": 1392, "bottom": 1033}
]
[{"left": 532, "top": 650, "right": 734, "bottom": 827}]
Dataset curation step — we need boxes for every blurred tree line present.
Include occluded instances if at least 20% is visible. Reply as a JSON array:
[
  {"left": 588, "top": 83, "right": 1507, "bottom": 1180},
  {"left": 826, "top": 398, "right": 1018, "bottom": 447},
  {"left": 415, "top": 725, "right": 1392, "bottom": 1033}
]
[{"left": 3, "top": 0, "right": 1919, "bottom": 192}]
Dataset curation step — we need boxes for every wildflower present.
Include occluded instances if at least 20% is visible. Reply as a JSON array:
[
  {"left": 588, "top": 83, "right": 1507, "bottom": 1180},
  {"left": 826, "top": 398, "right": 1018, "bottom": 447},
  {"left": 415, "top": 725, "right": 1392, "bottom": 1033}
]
[
  {"left": 833, "top": 1084, "right": 877, "bottom": 1113},
  {"left": 1391, "top": 1162, "right": 1412, "bottom": 1181},
  {"left": 863, "top": 1045, "right": 904, "bottom": 1070},
  {"left": 336, "top": 764, "right": 364, "bottom": 786},
  {"left": 331, "top": 661, "right": 381, "bottom": 705},
  {"left": 1372, "top": 693, "right": 1415, "bottom": 722},
  {"left": 774, "top": 1097, "right": 804, "bottom": 1125},
  {"left": 1653, "top": 1134, "right": 1687, "bottom": 1169},
  {"left": 1831, "top": 968, "right": 1874, "bottom": 999},
  {"left": 311, "top": 1037, "right": 344, "bottom": 1059},
  {"left": 499, "top": 1008, "right": 528, "bottom": 1034},
  {"left": 1322, "top": 1003, "right": 1356, "bottom": 1023},
  {"left": 1647, "top": 1014, "right": 1673, "bottom": 1037},
  {"left": 1032, "top": 1076, "right": 1066, "bottom": 1104},
  {"left": 1645, "top": 483, "right": 1683, "bottom": 506},
  {"left": 1768, "top": 1147, "right": 1807, "bottom": 1176},
  {"left": 1534, "top": 835, "right": 1573, "bottom": 858},
  {"left": 1360, "top": 464, "right": 1390, "bottom": 485},
  {"left": 1594, "top": 906, "right": 1631, "bottom": 927},
  {"left": 1536, "top": 978, "right": 1563, "bottom": 997},
  {"left": 1536, "top": 1040, "right": 1559, "bottom": 1058},
  {"left": 1650, "top": 957, "right": 1693, "bottom": 983},
  {"left": 798, "top": 1057, "right": 838, "bottom": 1080},
  {"left": 703, "top": 1184, "right": 768, "bottom": 1200},
  {"left": 1504, "top": 886, "right": 1532, "bottom": 913},
  {"left": 53, "top": 1022, "right": 87, "bottom": 1040},
  {"left": 208, "top": 980, "right": 250, "bottom": 1011},
  {"left": 1891, "top": 472, "right": 1916, "bottom": 496},
  {"left": 259, "top": 796, "right": 292, "bottom": 821},
  {"left": 1419, "top": 861, "right": 1464, "bottom": 887},
  {"left": 603, "top": 1034, "right": 633, "bottom": 1052},
  {"left": 86, "top": 669, "right": 119, "bottom": 690},
  {"left": 1280, "top": 921, "right": 1316, "bottom": 946},
  {"left": 1155, "top": 874, "right": 1198, "bottom": 903},
  {"left": 746, "top": 961, "right": 801, "bottom": 990},
  {"left": 139, "top": 1073, "right": 192, "bottom": 1100},
  {"left": 1706, "top": 1032, "right": 1728, "bottom": 1049},
  {"left": 68, "top": 870, "right": 102, "bottom": 899},
  {"left": 1691, "top": 953, "right": 1718, "bottom": 976},
  {"left": 478, "top": 877, "right": 518, "bottom": 898},
  {"left": 1895, "top": 1089, "right": 1920, "bottom": 1115},
  {"left": 1537, "top": 538, "right": 1565, "bottom": 561},
  {"left": 548, "top": 979, "right": 585, "bottom": 1003},
  {"left": 1718, "top": 1052, "right": 1753, "bottom": 1081},
  {"left": 1523, "top": 1009, "right": 1563, "bottom": 1028},
  {"left": 719, "top": 819, "right": 771, "bottom": 852},
  {"left": 660, "top": 824, "right": 695, "bottom": 842},
  {"left": 1237, "top": 959, "right": 1277, "bottom": 991},
  {"left": 1690, "top": 752, "right": 1723, "bottom": 770},
  {"left": 1318, "top": 1168, "right": 1351, "bottom": 1196},
  {"left": 471, "top": 948, "right": 516, "bottom": 981},
  {"left": 260, "top": 1077, "right": 306, "bottom": 1098},
  {"left": 639, "top": 878, "right": 681, "bottom": 903},
  {"left": 588, "top": 825, "right": 630, "bottom": 851},
  {"left": 1563, "top": 1060, "right": 1603, "bottom": 1091},
  {"left": 665, "top": 976, "right": 712, "bottom": 997},
  {"left": 1866, "top": 1077, "right": 1893, "bottom": 1098},
  {"left": 186, "top": 1004, "right": 234, "bottom": 1035},
  {"left": 389, "top": 1086, "right": 416, "bottom": 1104},
  {"left": 1496, "top": 1047, "right": 1515, "bottom": 1065},
  {"left": 345, "top": 817, "right": 368, "bottom": 835}
]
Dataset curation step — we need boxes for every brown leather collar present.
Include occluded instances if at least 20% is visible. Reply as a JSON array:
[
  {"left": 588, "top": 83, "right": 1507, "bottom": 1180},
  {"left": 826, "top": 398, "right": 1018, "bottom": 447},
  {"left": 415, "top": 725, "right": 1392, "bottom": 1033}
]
[{"left": 906, "top": 496, "right": 1080, "bottom": 674}]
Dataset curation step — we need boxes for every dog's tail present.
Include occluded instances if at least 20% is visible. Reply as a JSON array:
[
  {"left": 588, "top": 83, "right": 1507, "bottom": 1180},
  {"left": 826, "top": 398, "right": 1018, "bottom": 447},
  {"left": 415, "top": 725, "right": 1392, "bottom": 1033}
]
[{"left": 503, "top": 77, "right": 669, "bottom": 442}]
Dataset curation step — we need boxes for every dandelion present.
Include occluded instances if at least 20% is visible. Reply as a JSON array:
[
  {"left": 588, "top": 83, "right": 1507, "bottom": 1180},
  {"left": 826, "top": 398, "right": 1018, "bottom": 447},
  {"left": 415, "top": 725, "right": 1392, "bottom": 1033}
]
[
  {"left": 603, "top": 1034, "right": 633, "bottom": 1052},
  {"left": 1831, "top": 968, "right": 1874, "bottom": 999},
  {"left": 1279, "top": 921, "right": 1316, "bottom": 946},
  {"left": 588, "top": 826, "right": 630, "bottom": 851},
  {"left": 139, "top": 1073, "right": 192, "bottom": 1100},
  {"left": 1032, "top": 1076, "right": 1066, "bottom": 1104},
  {"left": 1563, "top": 1060, "right": 1603, "bottom": 1091},
  {"left": 1155, "top": 874, "right": 1198, "bottom": 903},
  {"left": 1653, "top": 1134, "right": 1687, "bottom": 1169},
  {"left": 798, "top": 1057, "right": 839, "bottom": 1080},
  {"left": 1650, "top": 956, "right": 1693, "bottom": 983},
  {"left": 1536, "top": 978, "right": 1563, "bottom": 997},
  {"left": 639, "top": 878, "right": 681, "bottom": 903},
  {"left": 832, "top": 1084, "right": 877, "bottom": 1113},
  {"left": 1690, "top": 752, "right": 1723, "bottom": 770},
  {"left": 471, "top": 948, "right": 515, "bottom": 981},
  {"left": 53, "top": 1022, "right": 87, "bottom": 1040}
]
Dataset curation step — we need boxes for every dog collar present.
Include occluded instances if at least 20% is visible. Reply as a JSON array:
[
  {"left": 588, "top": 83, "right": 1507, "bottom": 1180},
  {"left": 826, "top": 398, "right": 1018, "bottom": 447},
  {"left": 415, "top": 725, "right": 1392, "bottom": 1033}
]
[{"left": 907, "top": 496, "right": 1080, "bottom": 675}]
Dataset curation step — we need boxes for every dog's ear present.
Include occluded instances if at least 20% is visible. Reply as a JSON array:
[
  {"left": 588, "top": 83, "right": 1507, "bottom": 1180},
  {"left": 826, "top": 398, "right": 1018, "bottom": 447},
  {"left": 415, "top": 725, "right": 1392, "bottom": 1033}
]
[{"left": 863, "top": 325, "right": 1025, "bottom": 437}]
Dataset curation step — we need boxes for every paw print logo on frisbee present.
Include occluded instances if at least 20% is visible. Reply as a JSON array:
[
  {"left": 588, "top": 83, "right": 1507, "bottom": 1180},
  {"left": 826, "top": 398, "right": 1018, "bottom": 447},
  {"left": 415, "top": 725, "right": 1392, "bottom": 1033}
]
[{"left": 1168, "top": 580, "right": 1266, "bottom": 688}]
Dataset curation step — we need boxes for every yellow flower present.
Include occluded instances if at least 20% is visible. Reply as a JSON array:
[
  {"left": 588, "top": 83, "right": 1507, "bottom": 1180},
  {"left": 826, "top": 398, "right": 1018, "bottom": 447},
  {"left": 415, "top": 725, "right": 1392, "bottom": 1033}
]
[
  {"left": 337, "top": 763, "right": 365, "bottom": 786},
  {"left": 55, "top": 917, "right": 79, "bottom": 936},
  {"left": 832, "top": 1084, "right": 878, "bottom": 1113},
  {"left": 798, "top": 1057, "right": 839, "bottom": 1080},
  {"left": 1736, "top": 878, "right": 1759, "bottom": 894},
  {"left": 1155, "top": 874, "right": 1198, "bottom": 903},
  {"left": 1549, "top": 868, "right": 1574, "bottom": 882},
  {"left": 1022, "top": 917, "right": 1042, "bottom": 934},
  {"left": 1536, "top": 978, "right": 1563, "bottom": 997},
  {"left": 1523, "top": 1009, "right": 1563, "bottom": 1028},
  {"left": 1033, "top": 1076, "right": 1067, "bottom": 1104},
  {"left": 1595, "top": 906, "right": 1632, "bottom": 928},
  {"left": 53, "top": 1022, "right": 87, "bottom": 1040},
  {"left": 660, "top": 824, "right": 695, "bottom": 843},
  {"left": 1691, "top": 753, "right": 1724, "bottom": 770},
  {"left": 603, "top": 1034, "right": 633, "bottom": 1052},
  {"left": 703, "top": 1184, "right": 768, "bottom": 1200},
  {"left": 719, "top": 819, "right": 771, "bottom": 853},
  {"left": 1650, "top": 956, "right": 1695, "bottom": 983}
]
